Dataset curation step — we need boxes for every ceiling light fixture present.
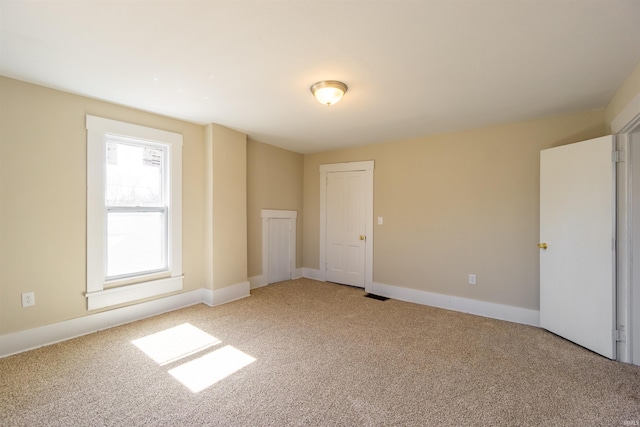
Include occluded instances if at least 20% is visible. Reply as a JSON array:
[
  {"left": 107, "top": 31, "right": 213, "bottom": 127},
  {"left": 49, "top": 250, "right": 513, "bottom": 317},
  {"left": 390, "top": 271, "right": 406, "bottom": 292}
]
[{"left": 310, "top": 80, "right": 348, "bottom": 106}]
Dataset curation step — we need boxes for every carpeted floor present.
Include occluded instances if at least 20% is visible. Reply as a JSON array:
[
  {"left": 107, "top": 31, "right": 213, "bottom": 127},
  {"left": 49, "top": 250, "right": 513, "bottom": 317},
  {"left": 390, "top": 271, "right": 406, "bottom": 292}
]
[{"left": 1, "top": 278, "right": 639, "bottom": 426}]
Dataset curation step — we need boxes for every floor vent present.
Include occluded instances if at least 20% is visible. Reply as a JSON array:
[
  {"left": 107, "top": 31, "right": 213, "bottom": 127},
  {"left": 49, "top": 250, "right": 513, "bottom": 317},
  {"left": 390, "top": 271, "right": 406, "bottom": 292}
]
[{"left": 364, "top": 293, "right": 389, "bottom": 301}]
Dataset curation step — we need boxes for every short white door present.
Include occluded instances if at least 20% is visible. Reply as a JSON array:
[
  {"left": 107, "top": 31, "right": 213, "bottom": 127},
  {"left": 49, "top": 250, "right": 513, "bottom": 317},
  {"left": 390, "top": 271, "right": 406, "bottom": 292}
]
[
  {"left": 268, "top": 218, "right": 291, "bottom": 284},
  {"left": 539, "top": 135, "right": 616, "bottom": 359},
  {"left": 326, "top": 171, "right": 366, "bottom": 287}
]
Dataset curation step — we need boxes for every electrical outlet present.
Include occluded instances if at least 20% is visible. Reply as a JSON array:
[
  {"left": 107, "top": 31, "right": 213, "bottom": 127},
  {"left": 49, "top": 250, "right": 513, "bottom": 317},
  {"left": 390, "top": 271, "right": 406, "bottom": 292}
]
[
  {"left": 21, "top": 292, "right": 35, "bottom": 307},
  {"left": 468, "top": 274, "right": 477, "bottom": 285}
]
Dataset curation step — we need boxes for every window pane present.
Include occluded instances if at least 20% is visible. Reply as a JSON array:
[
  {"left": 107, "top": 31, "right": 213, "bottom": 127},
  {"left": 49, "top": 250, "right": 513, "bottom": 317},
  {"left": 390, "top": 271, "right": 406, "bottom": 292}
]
[
  {"left": 106, "top": 141, "right": 164, "bottom": 207},
  {"left": 107, "top": 211, "right": 167, "bottom": 278}
]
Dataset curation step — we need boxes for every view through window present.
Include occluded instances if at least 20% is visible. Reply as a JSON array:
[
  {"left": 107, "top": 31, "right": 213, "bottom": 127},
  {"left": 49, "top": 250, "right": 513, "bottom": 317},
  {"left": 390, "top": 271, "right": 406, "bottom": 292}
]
[{"left": 106, "top": 137, "right": 168, "bottom": 279}]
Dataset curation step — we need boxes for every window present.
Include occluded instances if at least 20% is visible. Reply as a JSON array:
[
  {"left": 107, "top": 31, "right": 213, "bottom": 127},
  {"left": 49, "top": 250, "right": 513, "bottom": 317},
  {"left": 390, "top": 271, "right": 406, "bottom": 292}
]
[
  {"left": 86, "top": 115, "right": 183, "bottom": 310},
  {"left": 106, "top": 137, "right": 168, "bottom": 279}
]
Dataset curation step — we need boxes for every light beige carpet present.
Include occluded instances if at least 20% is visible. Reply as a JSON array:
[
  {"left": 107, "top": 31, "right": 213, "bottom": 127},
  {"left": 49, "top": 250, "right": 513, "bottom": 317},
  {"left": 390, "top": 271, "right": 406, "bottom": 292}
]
[{"left": 1, "top": 278, "right": 639, "bottom": 426}]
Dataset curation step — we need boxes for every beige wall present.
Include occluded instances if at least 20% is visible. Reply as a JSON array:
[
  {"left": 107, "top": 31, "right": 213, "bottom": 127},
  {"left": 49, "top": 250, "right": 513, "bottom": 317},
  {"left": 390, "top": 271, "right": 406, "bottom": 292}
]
[
  {"left": 247, "top": 139, "right": 304, "bottom": 278},
  {"left": 205, "top": 124, "right": 248, "bottom": 290},
  {"left": 0, "top": 77, "right": 205, "bottom": 335},
  {"left": 605, "top": 61, "right": 640, "bottom": 130},
  {"left": 4, "top": 56, "right": 639, "bottom": 337},
  {"left": 303, "top": 111, "right": 605, "bottom": 310}
]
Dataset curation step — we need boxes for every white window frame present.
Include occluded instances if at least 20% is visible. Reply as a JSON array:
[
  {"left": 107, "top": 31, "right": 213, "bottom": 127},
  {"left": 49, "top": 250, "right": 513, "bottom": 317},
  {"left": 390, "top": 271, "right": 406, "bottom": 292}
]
[{"left": 86, "top": 115, "right": 183, "bottom": 310}]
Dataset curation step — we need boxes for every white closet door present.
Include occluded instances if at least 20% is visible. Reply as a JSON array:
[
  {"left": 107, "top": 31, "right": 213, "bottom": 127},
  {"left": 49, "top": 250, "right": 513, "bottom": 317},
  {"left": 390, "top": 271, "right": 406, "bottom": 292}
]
[{"left": 268, "top": 218, "right": 291, "bottom": 284}]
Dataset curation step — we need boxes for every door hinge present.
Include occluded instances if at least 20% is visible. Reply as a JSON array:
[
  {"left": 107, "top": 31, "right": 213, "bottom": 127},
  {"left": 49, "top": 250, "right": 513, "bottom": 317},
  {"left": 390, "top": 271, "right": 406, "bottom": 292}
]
[
  {"left": 614, "top": 328, "right": 626, "bottom": 342},
  {"left": 612, "top": 151, "right": 621, "bottom": 162}
]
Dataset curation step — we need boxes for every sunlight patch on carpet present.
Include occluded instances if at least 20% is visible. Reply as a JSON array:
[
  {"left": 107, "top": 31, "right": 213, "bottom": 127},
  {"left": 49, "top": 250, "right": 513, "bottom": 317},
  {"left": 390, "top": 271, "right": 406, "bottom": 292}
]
[
  {"left": 168, "top": 345, "right": 256, "bottom": 393},
  {"left": 132, "top": 323, "right": 221, "bottom": 366}
]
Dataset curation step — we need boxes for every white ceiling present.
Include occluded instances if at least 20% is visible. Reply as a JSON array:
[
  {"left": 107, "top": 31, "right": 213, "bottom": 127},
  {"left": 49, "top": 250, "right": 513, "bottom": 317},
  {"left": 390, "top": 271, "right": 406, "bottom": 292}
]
[{"left": 2, "top": 1, "right": 640, "bottom": 154}]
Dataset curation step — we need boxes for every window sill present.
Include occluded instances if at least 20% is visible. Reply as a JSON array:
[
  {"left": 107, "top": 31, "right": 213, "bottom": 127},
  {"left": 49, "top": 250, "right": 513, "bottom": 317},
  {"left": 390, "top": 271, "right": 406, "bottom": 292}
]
[
  {"left": 86, "top": 275, "right": 184, "bottom": 311},
  {"left": 104, "top": 270, "right": 171, "bottom": 289}
]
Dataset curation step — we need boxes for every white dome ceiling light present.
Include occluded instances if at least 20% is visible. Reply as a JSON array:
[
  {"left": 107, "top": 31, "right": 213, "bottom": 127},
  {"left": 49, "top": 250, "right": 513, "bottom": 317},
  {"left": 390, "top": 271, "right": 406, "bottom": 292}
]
[{"left": 310, "top": 80, "right": 348, "bottom": 106}]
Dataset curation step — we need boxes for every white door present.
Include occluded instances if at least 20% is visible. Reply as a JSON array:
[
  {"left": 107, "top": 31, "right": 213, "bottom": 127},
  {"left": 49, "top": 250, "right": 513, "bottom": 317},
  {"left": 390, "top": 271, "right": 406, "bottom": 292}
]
[
  {"left": 539, "top": 135, "right": 616, "bottom": 359},
  {"left": 326, "top": 171, "right": 366, "bottom": 287},
  {"left": 268, "top": 218, "right": 291, "bottom": 284}
]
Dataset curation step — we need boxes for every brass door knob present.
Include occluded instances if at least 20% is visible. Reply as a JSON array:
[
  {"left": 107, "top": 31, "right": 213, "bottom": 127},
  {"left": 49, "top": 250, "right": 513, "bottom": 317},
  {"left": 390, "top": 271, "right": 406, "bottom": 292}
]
[
  {"left": 538, "top": 243, "right": 548, "bottom": 250},
  {"left": 360, "top": 235, "right": 366, "bottom": 241}
]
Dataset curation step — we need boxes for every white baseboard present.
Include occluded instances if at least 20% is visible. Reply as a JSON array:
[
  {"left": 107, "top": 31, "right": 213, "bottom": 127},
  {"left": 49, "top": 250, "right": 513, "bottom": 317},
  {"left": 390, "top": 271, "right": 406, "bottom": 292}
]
[
  {"left": 251, "top": 268, "right": 305, "bottom": 288},
  {"left": 298, "top": 273, "right": 538, "bottom": 325},
  {"left": 303, "top": 268, "right": 324, "bottom": 281},
  {"left": 249, "top": 275, "right": 267, "bottom": 289},
  {"left": 370, "top": 282, "right": 540, "bottom": 326},
  {"left": 202, "top": 281, "right": 250, "bottom": 307},
  {"left": 1, "top": 282, "right": 251, "bottom": 359},
  {"left": 0, "top": 288, "right": 205, "bottom": 359}
]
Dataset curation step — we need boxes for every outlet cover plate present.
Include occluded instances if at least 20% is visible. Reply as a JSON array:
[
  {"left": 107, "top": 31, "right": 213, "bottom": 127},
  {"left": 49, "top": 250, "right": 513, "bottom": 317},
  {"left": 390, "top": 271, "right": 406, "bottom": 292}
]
[{"left": 21, "top": 292, "right": 35, "bottom": 307}]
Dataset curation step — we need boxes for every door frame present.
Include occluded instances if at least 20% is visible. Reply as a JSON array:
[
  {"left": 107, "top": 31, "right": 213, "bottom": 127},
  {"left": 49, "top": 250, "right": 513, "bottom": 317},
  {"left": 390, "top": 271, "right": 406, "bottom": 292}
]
[
  {"left": 319, "top": 161, "right": 374, "bottom": 291},
  {"left": 613, "top": 90, "right": 640, "bottom": 365}
]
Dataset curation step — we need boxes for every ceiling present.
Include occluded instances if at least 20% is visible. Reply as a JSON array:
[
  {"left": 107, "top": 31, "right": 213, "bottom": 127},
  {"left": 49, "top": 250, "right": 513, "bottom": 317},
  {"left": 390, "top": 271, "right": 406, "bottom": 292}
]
[{"left": 2, "top": 1, "right": 640, "bottom": 154}]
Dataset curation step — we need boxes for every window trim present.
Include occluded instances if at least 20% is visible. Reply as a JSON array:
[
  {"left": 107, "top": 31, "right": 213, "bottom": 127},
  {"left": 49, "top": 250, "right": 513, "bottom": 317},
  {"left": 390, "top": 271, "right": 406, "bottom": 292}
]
[{"left": 86, "top": 115, "right": 183, "bottom": 311}]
